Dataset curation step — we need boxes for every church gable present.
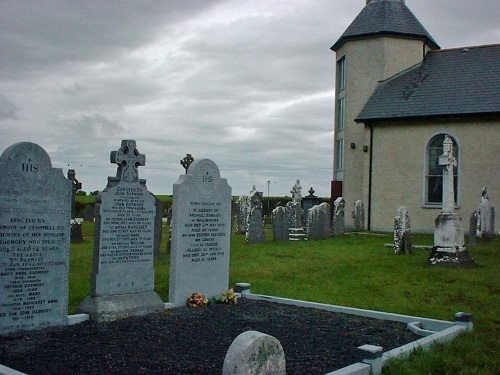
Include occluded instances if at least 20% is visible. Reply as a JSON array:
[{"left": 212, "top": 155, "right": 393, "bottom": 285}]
[{"left": 356, "top": 44, "right": 500, "bottom": 122}]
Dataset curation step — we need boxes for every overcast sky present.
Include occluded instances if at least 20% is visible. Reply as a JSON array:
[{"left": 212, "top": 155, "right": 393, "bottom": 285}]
[{"left": 1, "top": 0, "right": 499, "bottom": 197}]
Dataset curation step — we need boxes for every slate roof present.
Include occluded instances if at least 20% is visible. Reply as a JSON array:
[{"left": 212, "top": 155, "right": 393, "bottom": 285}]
[
  {"left": 331, "top": 0, "right": 439, "bottom": 51},
  {"left": 356, "top": 44, "right": 500, "bottom": 122}
]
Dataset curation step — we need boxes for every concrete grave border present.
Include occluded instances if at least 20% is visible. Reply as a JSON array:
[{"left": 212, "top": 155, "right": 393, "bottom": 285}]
[{"left": 0, "top": 289, "right": 472, "bottom": 375}]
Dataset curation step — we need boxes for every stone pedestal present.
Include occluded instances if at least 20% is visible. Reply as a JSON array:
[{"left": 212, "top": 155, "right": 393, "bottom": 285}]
[
  {"left": 79, "top": 292, "right": 164, "bottom": 323},
  {"left": 429, "top": 213, "right": 474, "bottom": 266}
]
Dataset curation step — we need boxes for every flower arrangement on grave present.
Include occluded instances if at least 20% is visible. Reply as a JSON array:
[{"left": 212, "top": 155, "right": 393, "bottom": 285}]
[
  {"left": 187, "top": 292, "right": 209, "bottom": 308},
  {"left": 187, "top": 288, "right": 238, "bottom": 307}
]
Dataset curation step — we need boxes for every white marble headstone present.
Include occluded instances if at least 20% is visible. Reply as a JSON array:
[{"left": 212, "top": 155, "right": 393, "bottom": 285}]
[{"left": 169, "top": 159, "right": 231, "bottom": 307}]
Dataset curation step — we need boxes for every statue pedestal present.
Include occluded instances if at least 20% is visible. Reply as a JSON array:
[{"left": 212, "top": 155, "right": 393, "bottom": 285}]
[{"left": 429, "top": 213, "right": 474, "bottom": 267}]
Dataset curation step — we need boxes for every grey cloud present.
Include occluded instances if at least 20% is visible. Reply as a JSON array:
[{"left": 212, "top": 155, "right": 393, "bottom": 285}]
[{"left": 0, "top": 94, "right": 17, "bottom": 121}]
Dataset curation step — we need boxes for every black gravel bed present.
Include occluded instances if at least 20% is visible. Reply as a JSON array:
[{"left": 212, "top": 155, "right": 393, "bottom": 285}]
[{"left": 0, "top": 298, "right": 420, "bottom": 375}]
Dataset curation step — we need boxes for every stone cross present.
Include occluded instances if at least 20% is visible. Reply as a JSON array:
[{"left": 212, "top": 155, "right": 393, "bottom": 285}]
[
  {"left": 438, "top": 135, "right": 456, "bottom": 213},
  {"left": 180, "top": 153, "right": 194, "bottom": 174},
  {"left": 110, "top": 140, "right": 145, "bottom": 183}
]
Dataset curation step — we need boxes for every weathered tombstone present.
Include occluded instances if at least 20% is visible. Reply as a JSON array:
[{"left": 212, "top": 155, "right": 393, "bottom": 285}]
[
  {"left": 429, "top": 136, "right": 474, "bottom": 266},
  {"left": 67, "top": 169, "right": 83, "bottom": 243},
  {"left": 479, "top": 187, "right": 492, "bottom": 239},
  {"left": 246, "top": 207, "right": 265, "bottom": 243},
  {"left": 393, "top": 206, "right": 412, "bottom": 254},
  {"left": 469, "top": 211, "right": 478, "bottom": 246},
  {"left": 169, "top": 159, "right": 231, "bottom": 307},
  {"left": 332, "top": 197, "right": 345, "bottom": 237},
  {"left": 154, "top": 198, "right": 163, "bottom": 258},
  {"left": 286, "top": 201, "right": 306, "bottom": 240},
  {"left": 352, "top": 200, "right": 365, "bottom": 231},
  {"left": 302, "top": 187, "right": 321, "bottom": 226},
  {"left": 84, "top": 204, "right": 94, "bottom": 222},
  {"left": 70, "top": 220, "right": 83, "bottom": 243},
  {"left": 235, "top": 195, "right": 250, "bottom": 234},
  {"left": 271, "top": 206, "right": 289, "bottom": 242},
  {"left": 307, "top": 202, "right": 331, "bottom": 240},
  {"left": 78, "top": 140, "right": 163, "bottom": 321},
  {"left": 0, "top": 142, "right": 71, "bottom": 334},
  {"left": 222, "top": 331, "right": 286, "bottom": 375}
]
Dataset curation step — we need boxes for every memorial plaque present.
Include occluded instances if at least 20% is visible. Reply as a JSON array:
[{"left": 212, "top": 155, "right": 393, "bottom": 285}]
[
  {"left": 169, "top": 159, "right": 231, "bottom": 307},
  {"left": 0, "top": 142, "right": 71, "bottom": 334},
  {"left": 78, "top": 140, "right": 163, "bottom": 321}
]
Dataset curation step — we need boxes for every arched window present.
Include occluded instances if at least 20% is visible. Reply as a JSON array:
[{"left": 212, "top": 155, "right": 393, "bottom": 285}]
[{"left": 425, "top": 134, "right": 459, "bottom": 206}]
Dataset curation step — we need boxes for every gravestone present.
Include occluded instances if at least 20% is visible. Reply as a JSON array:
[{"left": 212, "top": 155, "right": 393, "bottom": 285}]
[
  {"left": 154, "top": 198, "right": 163, "bottom": 258},
  {"left": 286, "top": 201, "right": 305, "bottom": 240},
  {"left": 469, "top": 211, "right": 478, "bottom": 246},
  {"left": 478, "top": 187, "right": 492, "bottom": 239},
  {"left": 235, "top": 195, "right": 250, "bottom": 234},
  {"left": 307, "top": 202, "right": 331, "bottom": 240},
  {"left": 302, "top": 187, "right": 321, "bottom": 226},
  {"left": 429, "top": 136, "right": 474, "bottom": 266},
  {"left": 78, "top": 140, "right": 163, "bottom": 321},
  {"left": 70, "top": 220, "right": 83, "bottom": 243},
  {"left": 271, "top": 206, "right": 289, "bottom": 242},
  {"left": 84, "top": 204, "right": 94, "bottom": 222},
  {"left": 169, "top": 159, "right": 231, "bottom": 307},
  {"left": 0, "top": 142, "right": 71, "bottom": 334},
  {"left": 393, "top": 206, "right": 412, "bottom": 254},
  {"left": 222, "top": 331, "right": 286, "bottom": 375},
  {"left": 332, "top": 197, "right": 345, "bottom": 237},
  {"left": 246, "top": 207, "right": 265, "bottom": 243},
  {"left": 352, "top": 200, "right": 365, "bottom": 231}
]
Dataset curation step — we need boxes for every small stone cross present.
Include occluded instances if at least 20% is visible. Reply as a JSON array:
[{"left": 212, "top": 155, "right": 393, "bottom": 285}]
[
  {"left": 438, "top": 135, "right": 456, "bottom": 213},
  {"left": 180, "top": 154, "right": 194, "bottom": 174},
  {"left": 110, "top": 140, "right": 145, "bottom": 183}
]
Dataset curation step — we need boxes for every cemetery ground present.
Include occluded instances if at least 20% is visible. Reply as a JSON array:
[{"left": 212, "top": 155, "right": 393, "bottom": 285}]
[{"left": 3, "top": 222, "right": 499, "bottom": 374}]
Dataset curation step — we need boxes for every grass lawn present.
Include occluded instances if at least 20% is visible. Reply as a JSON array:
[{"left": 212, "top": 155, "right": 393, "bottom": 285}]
[{"left": 70, "top": 224, "right": 499, "bottom": 374}]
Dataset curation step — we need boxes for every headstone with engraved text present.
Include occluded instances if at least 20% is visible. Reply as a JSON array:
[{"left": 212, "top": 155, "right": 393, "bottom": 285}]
[
  {"left": 0, "top": 142, "right": 71, "bottom": 334},
  {"left": 78, "top": 140, "right": 163, "bottom": 321},
  {"left": 169, "top": 159, "right": 231, "bottom": 307}
]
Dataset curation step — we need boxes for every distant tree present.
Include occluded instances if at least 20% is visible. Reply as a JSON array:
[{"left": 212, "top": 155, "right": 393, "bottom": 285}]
[
  {"left": 90, "top": 190, "right": 100, "bottom": 196},
  {"left": 75, "top": 190, "right": 87, "bottom": 196}
]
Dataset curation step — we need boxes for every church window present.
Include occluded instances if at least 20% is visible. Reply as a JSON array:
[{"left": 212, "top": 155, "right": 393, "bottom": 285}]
[
  {"left": 337, "top": 97, "right": 345, "bottom": 130},
  {"left": 425, "top": 134, "right": 459, "bottom": 206},
  {"left": 337, "top": 57, "right": 346, "bottom": 91},
  {"left": 336, "top": 138, "right": 344, "bottom": 171}
]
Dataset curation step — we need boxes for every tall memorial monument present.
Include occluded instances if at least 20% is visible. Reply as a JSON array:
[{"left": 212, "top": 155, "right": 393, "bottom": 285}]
[
  {"left": 429, "top": 136, "right": 474, "bottom": 266},
  {"left": 169, "top": 159, "right": 231, "bottom": 307},
  {"left": 0, "top": 142, "right": 71, "bottom": 334},
  {"left": 78, "top": 140, "right": 164, "bottom": 321}
]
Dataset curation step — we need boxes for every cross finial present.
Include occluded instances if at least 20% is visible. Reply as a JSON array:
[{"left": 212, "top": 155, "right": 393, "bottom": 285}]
[
  {"left": 110, "top": 140, "right": 145, "bottom": 183},
  {"left": 180, "top": 154, "right": 194, "bottom": 174}
]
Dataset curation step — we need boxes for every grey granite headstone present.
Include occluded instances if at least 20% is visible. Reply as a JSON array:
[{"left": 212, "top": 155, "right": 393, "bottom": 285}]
[
  {"left": 479, "top": 188, "right": 492, "bottom": 239},
  {"left": 222, "top": 330, "right": 286, "bottom": 375},
  {"left": 307, "top": 202, "right": 331, "bottom": 240},
  {"left": 84, "top": 204, "right": 94, "bottom": 222},
  {"left": 271, "top": 206, "right": 289, "bottom": 242},
  {"left": 78, "top": 140, "right": 163, "bottom": 321},
  {"left": 246, "top": 207, "right": 265, "bottom": 243},
  {"left": 169, "top": 159, "right": 231, "bottom": 307},
  {"left": 332, "top": 197, "right": 345, "bottom": 236},
  {"left": 0, "top": 142, "right": 71, "bottom": 334},
  {"left": 469, "top": 211, "right": 478, "bottom": 246}
]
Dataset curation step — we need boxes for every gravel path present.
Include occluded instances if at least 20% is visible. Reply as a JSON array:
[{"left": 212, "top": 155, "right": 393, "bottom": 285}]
[{"left": 0, "top": 298, "right": 419, "bottom": 375}]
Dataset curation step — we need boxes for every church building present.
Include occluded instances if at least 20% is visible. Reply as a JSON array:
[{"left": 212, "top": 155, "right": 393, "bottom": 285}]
[{"left": 331, "top": 0, "right": 499, "bottom": 232}]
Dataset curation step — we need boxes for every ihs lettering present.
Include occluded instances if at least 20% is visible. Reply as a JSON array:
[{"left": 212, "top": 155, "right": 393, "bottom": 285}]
[
  {"left": 202, "top": 173, "right": 212, "bottom": 183},
  {"left": 21, "top": 159, "right": 37, "bottom": 172}
]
